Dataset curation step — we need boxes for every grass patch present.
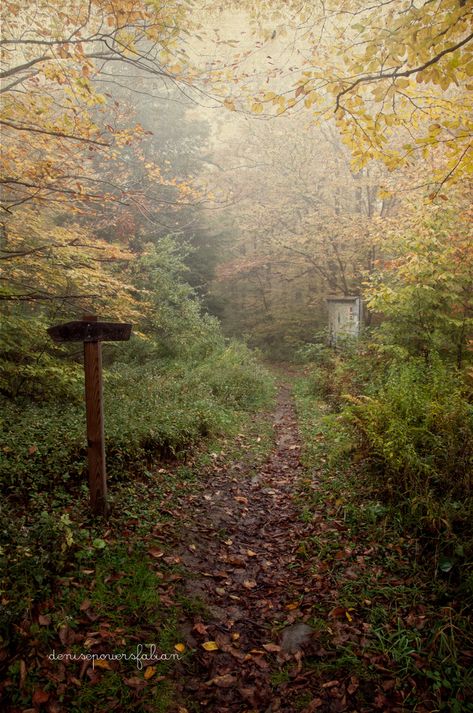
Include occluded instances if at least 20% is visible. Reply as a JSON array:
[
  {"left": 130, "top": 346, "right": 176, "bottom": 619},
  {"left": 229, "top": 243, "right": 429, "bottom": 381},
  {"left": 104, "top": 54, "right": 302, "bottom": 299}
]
[
  {"left": 1, "top": 379, "right": 276, "bottom": 712},
  {"left": 292, "top": 373, "right": 473, "bottom": 712}
]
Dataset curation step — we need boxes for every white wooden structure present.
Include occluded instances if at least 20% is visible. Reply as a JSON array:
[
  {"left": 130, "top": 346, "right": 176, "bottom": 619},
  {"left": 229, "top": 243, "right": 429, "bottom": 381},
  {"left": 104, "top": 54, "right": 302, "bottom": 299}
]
[{"left": 327, "top": 295, "right": 363, "bottom": 345}]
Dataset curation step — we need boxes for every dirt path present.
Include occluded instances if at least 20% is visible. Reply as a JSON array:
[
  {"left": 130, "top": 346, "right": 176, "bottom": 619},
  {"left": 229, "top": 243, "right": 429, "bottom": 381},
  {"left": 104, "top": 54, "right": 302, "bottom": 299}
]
[{"left": 169, "top": 384, "right": 325, "bottom": 712}]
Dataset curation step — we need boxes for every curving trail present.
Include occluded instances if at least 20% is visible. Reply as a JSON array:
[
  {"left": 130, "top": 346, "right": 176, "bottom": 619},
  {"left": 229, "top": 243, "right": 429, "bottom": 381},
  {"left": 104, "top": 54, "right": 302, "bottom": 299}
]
[{"left": 169, "top": 385, "right": 334, "bottom": 712}]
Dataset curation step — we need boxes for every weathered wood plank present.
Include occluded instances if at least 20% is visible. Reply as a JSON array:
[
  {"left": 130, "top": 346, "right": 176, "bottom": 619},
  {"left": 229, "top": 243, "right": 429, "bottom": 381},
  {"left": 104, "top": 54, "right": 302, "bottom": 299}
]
[
  {"left": 84, "top": 339, "right": 108, "bottom": 515},
  {"left": 47, "top": 320, "right": 132, "bottom": 343},
  {"left": 47, "top": 314, "right": 132, "bottom": 516}
]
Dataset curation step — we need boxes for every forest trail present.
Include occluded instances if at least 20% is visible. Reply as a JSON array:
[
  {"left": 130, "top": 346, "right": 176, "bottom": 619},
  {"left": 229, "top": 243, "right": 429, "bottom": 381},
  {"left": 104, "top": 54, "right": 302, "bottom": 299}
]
[{"left": 168, "top": 383, "right": 349, "bottom": 712}]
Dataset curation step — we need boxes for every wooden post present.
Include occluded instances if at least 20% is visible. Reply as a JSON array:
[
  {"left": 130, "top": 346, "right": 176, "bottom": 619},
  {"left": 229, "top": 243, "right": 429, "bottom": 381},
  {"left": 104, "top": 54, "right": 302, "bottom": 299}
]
[
  {"left": 83, "top": 315, "right": 107, "bottom": 515},
  {"left": 47, "top": 314, "right": 132, "bottom": 517}
]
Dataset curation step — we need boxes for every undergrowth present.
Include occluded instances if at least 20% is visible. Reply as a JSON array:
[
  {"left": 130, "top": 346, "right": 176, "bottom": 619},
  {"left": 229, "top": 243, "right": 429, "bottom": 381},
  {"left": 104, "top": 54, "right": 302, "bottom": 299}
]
[{"left": 293, "top": 356, "right": 473, "bottom": 711}]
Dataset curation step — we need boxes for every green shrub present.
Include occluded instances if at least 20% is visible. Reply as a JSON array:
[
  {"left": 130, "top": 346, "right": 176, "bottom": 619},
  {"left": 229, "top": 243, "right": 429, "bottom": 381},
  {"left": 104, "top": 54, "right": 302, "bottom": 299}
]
[
  {"left": 0, "top": 497, "right": 78, "bottom": 637},
  {"left": 344, "top": 356, "right": 473, "bottom": 500},
  {"left": 0, "top": 343, "right": 274, "bottom": 497}
]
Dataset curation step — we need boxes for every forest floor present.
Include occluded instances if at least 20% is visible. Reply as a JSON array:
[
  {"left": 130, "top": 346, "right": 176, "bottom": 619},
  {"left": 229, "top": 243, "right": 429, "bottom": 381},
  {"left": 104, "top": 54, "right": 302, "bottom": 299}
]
[{"left": 4, "top": 379, "right": 472, "bottom": 712}]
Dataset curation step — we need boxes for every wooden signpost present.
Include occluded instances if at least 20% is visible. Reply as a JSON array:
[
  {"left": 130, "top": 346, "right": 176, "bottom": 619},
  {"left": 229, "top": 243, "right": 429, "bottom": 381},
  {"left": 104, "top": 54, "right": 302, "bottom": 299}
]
[{"left": 48, "top": 315, "right": 132, "bottom": 515}]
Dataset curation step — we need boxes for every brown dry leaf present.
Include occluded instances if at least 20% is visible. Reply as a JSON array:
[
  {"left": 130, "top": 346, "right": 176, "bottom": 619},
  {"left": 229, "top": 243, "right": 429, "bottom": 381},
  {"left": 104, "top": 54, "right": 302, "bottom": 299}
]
[
  {"left": 227, "top": 556, "right": 245, "bottom": 566},
  {"left": 285, "top": 602, "right": 299, "bottom": 610},
  {"left": 239, "top": 686, "right": 258, "bottom": 705},
  {"left": 28, "top": 445, "right": 38, "bottom": 455},
  {"left": 148, "top": 547, "right": 164, "bottom": 559},
  {"left": 124, "top": 676, "right": 147, "bottom": 688},
  {"left": 262, "top": 643, "right": 281, "bottom": 653},
  {"left": 246, "top": 549, "right": 257, "bottom": 557},
  {"left": 38, "top": 614, "right": 51, "bottom": 625},
  {"left": 206, "top": 673, "right": 237, "bottom": 688},
  {"left": 243, "top": 579, "right": 257, "bottom": 589},
  {"left": 234, "top": 496, "right": 248, "bottom": 504},
  {"left": 202, "top": 641, "right": 219, "bottom": 651},
  {"left": 231, "top": 632, "right": 240, "bottom": 641},
  {"left": 32, "top": 689, "right": 50, "bottom": 705},
  {"left": 347, "top": 676, "right": 359, "bottom": 694},
  {"left": 193, "top": 622, "right": 207, "bottom": 635},
  {"left": 93, "top": 659, "right": 112, "bottom": 670},
  {"left": 79, "top": 599, "right": 91, "bottom": 612},
  {"left": 322, "top": 679, "right": 340, "bottom": 688},
  {"left": 59, "top": 625, "right": 70, "bottom": 645}
]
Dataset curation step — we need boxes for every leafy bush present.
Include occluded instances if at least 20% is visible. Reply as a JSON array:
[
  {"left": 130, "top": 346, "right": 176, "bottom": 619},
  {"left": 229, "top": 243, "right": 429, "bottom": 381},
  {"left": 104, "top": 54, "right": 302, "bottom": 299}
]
[
  {"left": 297, "top": 334, "right": 385, "bottom": 409},
  {"left": 0, "top": 496, "right": 78, "bottom": 636},
  {"left": 0, "top": 403, "right": 87, "bottom": 495},
  {"left": 344, "top": 356, "right": 473, "bottom": 501},
  {"left": 0, "top": 343, "right": 274, "bottom": 497}
]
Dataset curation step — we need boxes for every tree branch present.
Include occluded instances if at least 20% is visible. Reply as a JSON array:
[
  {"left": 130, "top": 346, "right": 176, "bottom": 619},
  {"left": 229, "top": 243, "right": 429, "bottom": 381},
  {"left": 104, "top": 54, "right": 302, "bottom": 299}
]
[
  {"left": 335, "top": 30, "right": 473, "bottom": 110},
  {"left": 0, "top": 120, "right": 109, "bottom": 146}
]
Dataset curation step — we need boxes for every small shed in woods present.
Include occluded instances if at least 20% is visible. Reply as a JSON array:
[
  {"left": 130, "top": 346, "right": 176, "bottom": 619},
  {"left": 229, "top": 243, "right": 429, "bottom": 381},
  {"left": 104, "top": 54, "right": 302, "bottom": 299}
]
[{"left": 327, "top": 295, "right": 363, "bottom": 345}]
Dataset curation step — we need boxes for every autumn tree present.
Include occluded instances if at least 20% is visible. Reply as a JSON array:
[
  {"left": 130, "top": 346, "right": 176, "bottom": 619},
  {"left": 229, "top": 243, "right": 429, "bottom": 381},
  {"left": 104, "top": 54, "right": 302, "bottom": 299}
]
[
  {"left": 206, "top": 112, "right": 397, "bottom": 353},
  {"left": 365, "top": 182, "right": 473, "bottom": 367},
  {"left": 0, "top": 0, "right": 223, "bottom": 396},
  {"left": 216, "top": 0, "right": 472, "bottom": 190},
  {"left": 0, "top": 0, "right": 203, "bottom": 308}
]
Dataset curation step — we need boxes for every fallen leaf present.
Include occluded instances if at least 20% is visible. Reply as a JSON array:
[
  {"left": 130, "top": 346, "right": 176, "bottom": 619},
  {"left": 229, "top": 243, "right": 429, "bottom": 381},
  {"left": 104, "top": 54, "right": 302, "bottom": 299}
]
[
  {"left": 174, "top": 643, "right": 186, "bottom": 653},
  {"left": 59, "top": 625, "right": 71, "bottom": 645},
  {"left": 262, "top": 643, "right": 281, "bottom": 653},
  {"left": 206, "top": 673, "right": 237, "bottom": 688},
  {"left": 202, "top": 641, "right": 219, "bottom": 651},
  {"left": 124, "top": 677, "right": 147, "bottom": 688},
  {"left": 32, "top": 689, "right": 50, "bottom": 705},
  {"left": 243, "top": 580, "right": 257, "bottom": 589},
  {"left": 322, "top": 679, "right": 340, "bottom": 688},
  {"left": 79, "top": 599, "right": 91, "bottom": 612},
  {"left": 38, "top": 614, "right": 51, "bottom": 626},
  {"left": 193, "top": 622, "right": 207, "bottom": 635},
  {"left": 227, "top": 556, "right": 245, "bottom": 566},
  {"left": 93, "top": 659, "right": 112, "bottom": 670},
  {"left": 144, "top": 666, "right": 156, "bottom": 680},
  {"left": 348, "top": 676, "right": 360, "bottom": 694},
  {"left": 92, "top": 538, "right": 107, "bottom": 549},
  {"left": 148, "top": 547, "right": 164, "bottom": 559}
]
